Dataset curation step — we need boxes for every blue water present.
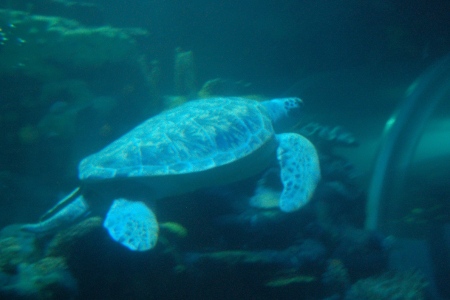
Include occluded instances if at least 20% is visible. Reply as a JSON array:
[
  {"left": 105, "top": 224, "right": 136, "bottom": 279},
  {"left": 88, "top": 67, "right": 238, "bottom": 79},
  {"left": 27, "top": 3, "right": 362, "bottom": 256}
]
[{"left": 0, "top": 1, "right": 449, "bottom": 299}]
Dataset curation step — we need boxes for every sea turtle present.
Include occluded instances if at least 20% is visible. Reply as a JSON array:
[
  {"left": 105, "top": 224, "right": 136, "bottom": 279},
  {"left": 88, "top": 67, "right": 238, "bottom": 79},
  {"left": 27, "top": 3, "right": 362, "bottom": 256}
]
[{"left": 22, "top": 97, "right": 321, "bottom": 251}]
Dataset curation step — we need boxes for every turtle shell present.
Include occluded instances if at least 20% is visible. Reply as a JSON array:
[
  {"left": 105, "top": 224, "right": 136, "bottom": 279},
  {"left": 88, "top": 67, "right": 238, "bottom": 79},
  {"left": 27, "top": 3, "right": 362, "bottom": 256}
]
[{"left": 79, "top": 98, "right": 275, "bottom": 181}]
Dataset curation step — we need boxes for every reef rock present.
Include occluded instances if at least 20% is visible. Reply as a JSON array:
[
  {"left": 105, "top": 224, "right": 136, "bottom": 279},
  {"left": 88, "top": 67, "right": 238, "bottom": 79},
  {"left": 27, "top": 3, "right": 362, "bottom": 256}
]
[
  {"left": 1, "top": 256, "right": 77, "bottom": 299},
  {"left": 46, "top": 216, "right": 103, "bottom": 257},
  {"left": 0, "top": 9, "right": 146, "bottom": 80}
]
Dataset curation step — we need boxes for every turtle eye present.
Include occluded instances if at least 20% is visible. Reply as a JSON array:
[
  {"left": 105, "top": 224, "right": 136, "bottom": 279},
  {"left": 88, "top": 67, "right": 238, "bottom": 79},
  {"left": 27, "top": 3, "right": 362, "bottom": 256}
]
[{"left": 284, "top": 98, "right": 303, "bottom": 117}]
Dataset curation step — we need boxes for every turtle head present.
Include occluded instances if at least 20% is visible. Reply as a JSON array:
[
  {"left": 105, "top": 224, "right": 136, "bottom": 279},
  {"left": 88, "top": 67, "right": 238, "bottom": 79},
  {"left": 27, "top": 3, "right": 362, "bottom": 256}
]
[{"left": 262, "top": 97, "right": 303, "bottom": 132}]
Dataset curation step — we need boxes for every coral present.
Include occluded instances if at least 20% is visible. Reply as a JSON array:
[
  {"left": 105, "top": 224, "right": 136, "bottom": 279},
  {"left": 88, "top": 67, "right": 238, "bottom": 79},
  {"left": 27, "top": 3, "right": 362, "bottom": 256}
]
[
  {"left": 18, "top": 125, "right": 40, "bottom": 144},
  {"left": 137, "top": 57, "right": 163, "bottom": 114},
  {"left": 174, "top": 48, "right": 196, "bottom": 98},
  {"left": 249, "top": 167, "right": 282, "bottom": 209},
  {"left": 0, "top": 237, "right": 24, "bottom": 273},
  {"left": 298, "top": 122, "right": 358, "bottom": 148},
  {"left": 37, "top": 81, "right": 119, "bottom": 138},
  {"left": 0, "top": 225, "right": 37, "bottom": 274},
  {"left": 157, "top": 223, "right": 188, "bottom": 274},
  {"left": 3, "top": 0, "right": 104, "bottom": 26},
  {"left": 0, "top": 9, "right": 146, "bottom": 80},
  {"left": 185, "top": 240, "right": 327, "bottom": 269},
  {"left": 5, "top": 256, "right": 77, "bottom": 299},
  {"left": 46, "top": 216, "right": 102, "bottom": 257},
  {"left": 265, "top": 274, "right": 315, "bottom": 287},
  {"left": 322, "top": 259, "right": 350, "bottom": 294},
  {"left": 184, "top": 249, "right": 302, "bottom": 270},
  {"left": 331, "top": 227, "right": 389, "bottom": 277},
  {"left": 37, "top": 108, "right": 78, "bottom": 138},
  {"left": 160, "top": 48, "right": 198, "bottom": 109},
  {"left": 197, "top": 78, "right": 256, "bottom": 98},
  {"left": 160, "top": 222, "right": 188, "bottom": 238},
  {"left": 162, "top": 95, "right": 189, "bottom": 109},
  {"left": 39, "top": 80, "right": 92, "bottom": 108},
  {"left": 344, "top": 270, "right": 428, "bottom": 300},
  {"left": 216, "top": 208, "right": 285, "bottom": 233},
  {"left": 0, "top": 226, "right": 77, "bottom": 299}
]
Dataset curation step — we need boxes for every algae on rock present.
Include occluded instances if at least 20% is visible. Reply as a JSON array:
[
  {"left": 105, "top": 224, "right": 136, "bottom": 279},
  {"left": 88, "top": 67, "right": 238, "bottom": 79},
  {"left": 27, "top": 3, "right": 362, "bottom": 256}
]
[{"left": 0, "top": 9, "right": 147, "bottom": 80}]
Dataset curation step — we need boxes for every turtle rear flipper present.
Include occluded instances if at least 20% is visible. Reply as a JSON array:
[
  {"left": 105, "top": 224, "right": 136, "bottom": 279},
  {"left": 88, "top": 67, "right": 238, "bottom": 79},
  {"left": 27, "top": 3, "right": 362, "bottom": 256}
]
[
  {"left": 103, "top": 199, "right": 159, "bottom": 251},
  {"left": 276, "top": 133, "right": 320, "bottom": 212},
  {"left": 22, "top": 195, "right": 89, "bottom": 233},
  {"left": 39, "top": 187, "right": 81, "bottom": 221}
]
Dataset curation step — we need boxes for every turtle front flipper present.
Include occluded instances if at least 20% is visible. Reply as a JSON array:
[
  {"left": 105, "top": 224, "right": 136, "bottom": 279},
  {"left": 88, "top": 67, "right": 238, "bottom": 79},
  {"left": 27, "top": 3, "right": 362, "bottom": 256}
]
[
  {"left": 103, "top": 199, "right": 159, "bottom": 251},
  {"left": 276, "top": 133, "right": 321, "bottom": 212},
  {"left": 22, "top": 195, "right": 89, "bottom": 233}
]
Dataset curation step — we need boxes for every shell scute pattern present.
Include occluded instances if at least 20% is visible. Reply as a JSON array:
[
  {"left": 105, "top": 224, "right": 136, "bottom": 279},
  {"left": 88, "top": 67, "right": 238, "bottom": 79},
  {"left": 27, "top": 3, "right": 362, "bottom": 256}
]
[{"left": 79, "top": 98, "right": 274, "bottom": 180}]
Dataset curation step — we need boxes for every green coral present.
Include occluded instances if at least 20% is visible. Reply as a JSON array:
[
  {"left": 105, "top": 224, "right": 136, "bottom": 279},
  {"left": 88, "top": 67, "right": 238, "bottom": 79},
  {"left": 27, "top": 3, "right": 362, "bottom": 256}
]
[
  {"left": 0, "top": 225, "right": 77, "bottom": 298},
  {"left": 159, "top": 222, "right": 188, "bottom": 238},
  {"left": 0, "top": 225, "right": 37, "bottom": 274},
  {"left": 345, "top": 270, "right": 428, "bottom": 300},
  {"left": 8, "top": 256, "right": 76, "bottom": 299},
  {"left": 46, "top": 216, "right": 103, "bottom": 257},
  {"left": 0, "top": 9, "right": 146, "bottom": 80},
  {"left": 189, "top": 249, "right": 285, "bottom": 266},
  {"left": 0, "top": 237, "right": 23, "bottom": 273},
  {"left": 265, "top": 274, "right": 315, "bottom": 287}
]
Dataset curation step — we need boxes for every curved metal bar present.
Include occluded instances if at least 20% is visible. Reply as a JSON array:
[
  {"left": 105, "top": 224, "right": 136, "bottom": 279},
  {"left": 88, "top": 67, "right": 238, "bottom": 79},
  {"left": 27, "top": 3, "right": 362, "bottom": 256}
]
[{"left": 366, "top": 54, "right": 450, "bottom": 231}]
